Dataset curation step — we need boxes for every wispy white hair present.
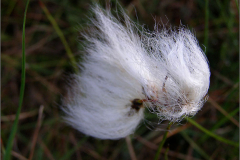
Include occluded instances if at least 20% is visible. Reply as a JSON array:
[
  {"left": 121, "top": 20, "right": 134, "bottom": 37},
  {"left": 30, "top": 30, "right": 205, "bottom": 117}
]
[{"left": 63, "top": 5, "right": 210, "bottom": 139}]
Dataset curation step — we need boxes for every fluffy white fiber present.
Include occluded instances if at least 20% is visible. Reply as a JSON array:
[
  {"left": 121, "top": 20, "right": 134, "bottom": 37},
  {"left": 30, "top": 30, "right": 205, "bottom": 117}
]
[{"left": 63, "top": 5, "right": 210, "bottom": 139}]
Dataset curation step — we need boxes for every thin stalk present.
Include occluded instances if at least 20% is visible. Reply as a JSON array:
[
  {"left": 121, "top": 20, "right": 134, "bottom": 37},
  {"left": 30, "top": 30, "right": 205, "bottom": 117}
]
[
  {"left": 154, "top": 122, "right": 172, "bottom": 160},
  {"left": 39, "top": 1, "right": 78, "bottom": 73},
  {"left": 164, "top": 145, "right": 169, "bottom": 160},
  {"left": 181, "top": 132, "right": 212, "bottom": 160},
  {"left": 200, "top": 107, "right": 239, "bottom": 143},
  {"left": 187, "top": 118, "right": 239, "bottom": 147},
  {"left": 208, "top": 97, "right": 239, "bottom": 127},
  {"left": 3, "top": 0, "right": 30, "bottom": 159},
  {"left": 126, "top": 136, "right": 137, "bottom": 160}
]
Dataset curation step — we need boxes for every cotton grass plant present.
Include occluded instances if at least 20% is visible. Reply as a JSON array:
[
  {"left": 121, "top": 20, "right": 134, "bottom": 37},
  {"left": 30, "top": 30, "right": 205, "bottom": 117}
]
[
  {"left": 2, "top": 0, "right": 239, "bottom": 159},
  {"left": 63, "top": 5, "right": 210, "bottom": 140}
]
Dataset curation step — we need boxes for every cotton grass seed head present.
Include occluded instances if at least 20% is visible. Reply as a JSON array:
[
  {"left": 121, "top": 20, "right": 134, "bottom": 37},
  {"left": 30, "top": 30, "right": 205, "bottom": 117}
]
[{"left": 63, "top": 5, "right": 210, "bottom": 139}]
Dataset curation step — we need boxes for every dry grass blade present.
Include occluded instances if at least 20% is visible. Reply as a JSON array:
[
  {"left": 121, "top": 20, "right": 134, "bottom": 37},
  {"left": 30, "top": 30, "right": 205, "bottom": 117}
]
[
  {"left": 11, "top": 151, "right": 28, "bottom": 160},
  {"left": 180, "top": 132, "right": 212, "bottom": 160},
  {"left": 108, "top": 142, "right": 123, "bottom": 160},
  {"left": 26, "top": 35, "right": 50, "bottom": 55},
  {"left": 38, "top": 139, "right": 55, "bottom": 160},
  {"left": 153, "top": 123, "right": 191, "bottom": 144},
  {"left": 223, "top": 83, "right": 239, "bottom": 98},
  {"left": 211, "top": 69, "right": 234, "bottom": 86},
  {"left": 80, "top": 147, "right": 107, "bottom": 160},
  {"left": 1, "top": 110, "right": 38, "bottom": 122},
  {"left": 208, "top": 97, "right": 239, "bottom": 127},
  {"left": 28, "top": 70, "right": 61, "bottom": 94},
  {"left": 153, "top": 119, "right": 205, "bottom": 144},
  {"left": 69, "top": 133, "right": 82, "bottom": 160},
  {"left": 28, "top": 105, "right": 44, "bottom": 160},
  {"left": 136, "top": 136, "right": 202, "bottom": 160},
  {"left": 126, "top": 136, "right": 137, "bottom": 160}
]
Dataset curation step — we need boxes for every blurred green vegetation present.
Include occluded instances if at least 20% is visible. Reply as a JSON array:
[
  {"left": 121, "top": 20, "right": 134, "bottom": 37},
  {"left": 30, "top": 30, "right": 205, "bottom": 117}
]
[{"left": 1, "top": 0, "right": 239, "bottom": 159}]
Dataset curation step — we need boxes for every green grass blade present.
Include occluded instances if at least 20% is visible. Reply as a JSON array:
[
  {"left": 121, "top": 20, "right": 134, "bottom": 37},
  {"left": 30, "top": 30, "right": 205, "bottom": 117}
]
[
  {"left": 3, "top": 0, "right": 30, "bottom": 159},
  {"left": 154, "top": 122, "right": 172, "bottom": 160},
  {"left": 200, "top": 107, "right": 239, "bottom": 143},
  {"left": 187, "top": 118, "right": 239, "bottom": 147},
  {"left": 204, "top": 0, "right": 209, "bottom": 54},
  {"left": 164, "top": 145, "right": 169, "bottom": 160},
  {"left": 39, "top": 1, "right": 78, "bottom": 73},
  {"left": 181, "top": 132, "right": 212, "bottom": 160}
]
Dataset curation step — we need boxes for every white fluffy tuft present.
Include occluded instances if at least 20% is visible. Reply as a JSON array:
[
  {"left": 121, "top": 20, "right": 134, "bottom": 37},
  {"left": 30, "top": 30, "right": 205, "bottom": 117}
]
[{"left": 63, "top": 6, "right": 210, "bottom": 139}]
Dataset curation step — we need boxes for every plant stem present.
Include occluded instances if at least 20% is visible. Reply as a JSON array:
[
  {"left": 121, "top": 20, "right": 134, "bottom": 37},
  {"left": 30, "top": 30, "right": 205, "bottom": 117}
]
[
  {"left": 39, "top": 0, "right": 78, "bottom": 73},
  {"left": 3, "top": 0, "right": 29, "bottom": 159},
  {"left": 126, "top": 136, "right": 137, "bottom": 160},
  {"left": 187, "top": 118, "right": 239, "bottom": 147},
  {"left": 154, "top": 122, "right": 172, "bottom": 160}
]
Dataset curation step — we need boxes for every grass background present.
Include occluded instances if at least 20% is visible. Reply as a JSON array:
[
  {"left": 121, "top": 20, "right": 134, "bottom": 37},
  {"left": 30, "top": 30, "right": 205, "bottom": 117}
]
[{"left": 1, "top": 0, "right": 239, "bottom": 159}]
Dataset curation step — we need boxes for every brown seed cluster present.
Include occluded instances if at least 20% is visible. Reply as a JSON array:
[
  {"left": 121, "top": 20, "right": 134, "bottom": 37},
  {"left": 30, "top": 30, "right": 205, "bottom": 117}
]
[{"left": 131, "top": 99, "right": 143, "bottom": 111}]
